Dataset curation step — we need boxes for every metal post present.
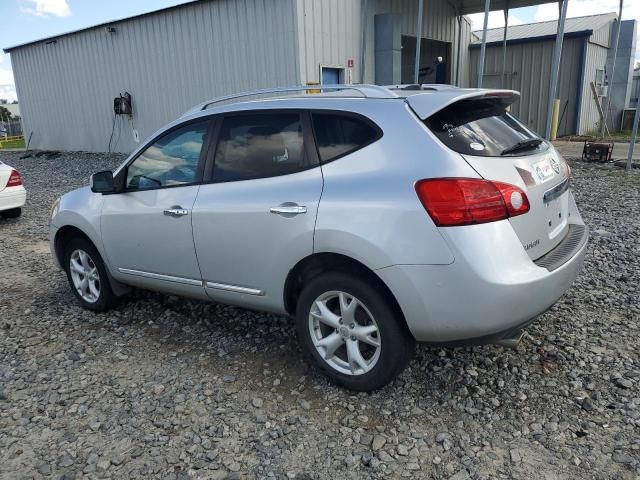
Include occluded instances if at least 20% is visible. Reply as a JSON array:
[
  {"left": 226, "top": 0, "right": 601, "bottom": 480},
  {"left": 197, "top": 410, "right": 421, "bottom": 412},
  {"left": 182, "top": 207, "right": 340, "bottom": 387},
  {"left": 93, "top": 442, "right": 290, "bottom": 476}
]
[
  {"left": 627, "top": 106, "right": 639, "bottom": 171},
  {"left": 360, "top": 0, "right": 369, "bottom": 83},
  {"left": 600, "top": 0, "right": 623, "bottom": 137},
  {"left": 413, "top": 0, "right": 424, "bottom": 84},
  {"left": 502, "top": 2, "right": 509, "bottom": 88},
  {"left": 455, "top": 13, "right": 462, "bottom": 87},
  {"left": 477, "top": 0, "right": 491, "bottom": 88},
  {"left": 544, "top": 0, "right": 568, "bottom": 140}
]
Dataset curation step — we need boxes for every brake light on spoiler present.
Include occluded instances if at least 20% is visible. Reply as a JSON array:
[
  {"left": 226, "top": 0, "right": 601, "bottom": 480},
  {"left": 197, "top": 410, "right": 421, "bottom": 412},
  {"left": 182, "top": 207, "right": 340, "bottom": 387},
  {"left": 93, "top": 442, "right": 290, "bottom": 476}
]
[{"left": 415, "top": 178, "right": 530, "bottom": 227}]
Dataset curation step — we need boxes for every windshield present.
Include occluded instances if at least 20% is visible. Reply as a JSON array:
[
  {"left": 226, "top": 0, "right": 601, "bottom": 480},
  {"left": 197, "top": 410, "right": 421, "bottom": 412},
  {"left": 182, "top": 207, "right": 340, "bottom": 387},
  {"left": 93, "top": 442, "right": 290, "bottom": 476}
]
[{"left": 424, "top": 98, "right": 547, "bottom": 157}]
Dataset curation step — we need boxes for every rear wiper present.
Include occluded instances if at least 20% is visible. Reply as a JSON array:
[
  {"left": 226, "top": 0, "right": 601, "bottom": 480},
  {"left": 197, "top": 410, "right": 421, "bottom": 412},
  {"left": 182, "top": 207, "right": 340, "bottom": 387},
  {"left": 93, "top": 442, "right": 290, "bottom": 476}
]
[{"left": 500, "top": 138, "right": 542, "bottom": 155}]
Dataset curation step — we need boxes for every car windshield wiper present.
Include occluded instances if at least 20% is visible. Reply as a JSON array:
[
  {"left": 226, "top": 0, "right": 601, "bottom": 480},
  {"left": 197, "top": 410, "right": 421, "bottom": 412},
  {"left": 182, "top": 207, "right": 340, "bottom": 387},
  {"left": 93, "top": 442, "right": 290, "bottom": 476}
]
[{"left": 500, "top": 138, "right": 542, "bottom": 155}]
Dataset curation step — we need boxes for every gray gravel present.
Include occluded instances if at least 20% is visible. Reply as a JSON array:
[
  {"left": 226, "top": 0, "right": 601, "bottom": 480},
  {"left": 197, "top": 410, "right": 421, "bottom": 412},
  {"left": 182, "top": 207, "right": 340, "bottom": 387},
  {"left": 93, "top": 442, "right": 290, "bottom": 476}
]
[{"left": 1, "top": 150, "right": 639, "bottom": 480}]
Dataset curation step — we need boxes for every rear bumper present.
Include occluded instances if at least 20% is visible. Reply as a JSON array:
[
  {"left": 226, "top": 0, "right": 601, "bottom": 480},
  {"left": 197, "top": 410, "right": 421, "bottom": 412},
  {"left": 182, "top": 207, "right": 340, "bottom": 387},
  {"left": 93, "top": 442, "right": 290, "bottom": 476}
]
[
  {"left": 0, "top": 186, "right": 26, "bottom": 212},
  {"left": 376, "top": 220, "right": 588, "bottom": 343}
]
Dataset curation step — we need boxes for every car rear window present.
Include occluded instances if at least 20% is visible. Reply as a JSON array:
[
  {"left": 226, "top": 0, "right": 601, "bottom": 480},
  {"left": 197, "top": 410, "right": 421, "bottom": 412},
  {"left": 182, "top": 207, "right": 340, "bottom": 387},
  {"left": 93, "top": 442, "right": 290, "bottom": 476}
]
[
  {"left": 424, "top": 98, "right": 547, "bottom": 157},
  {"left": 312, "top": 113, "right": 380, "bottom": 162}
]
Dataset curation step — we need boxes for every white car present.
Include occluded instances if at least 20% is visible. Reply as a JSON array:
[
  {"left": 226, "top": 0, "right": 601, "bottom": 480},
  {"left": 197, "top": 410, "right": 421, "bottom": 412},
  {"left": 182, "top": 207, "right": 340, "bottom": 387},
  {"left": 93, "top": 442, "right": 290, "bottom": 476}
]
[{"left": 0, "top": 161, "right": 26, "bottom": 218}]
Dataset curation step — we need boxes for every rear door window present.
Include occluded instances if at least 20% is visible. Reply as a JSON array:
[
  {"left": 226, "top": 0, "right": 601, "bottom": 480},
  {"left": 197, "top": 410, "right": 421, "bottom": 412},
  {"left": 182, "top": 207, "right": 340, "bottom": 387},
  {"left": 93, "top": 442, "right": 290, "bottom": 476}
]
[
  {"left": 424, "top": 99, "right": 547, "bottom": 157},
  {"left": 212, "top": 113, "right": 312, "bottom": 182},
  {"left": 312, "top": 113, "right": 380, "bottom": 162}
]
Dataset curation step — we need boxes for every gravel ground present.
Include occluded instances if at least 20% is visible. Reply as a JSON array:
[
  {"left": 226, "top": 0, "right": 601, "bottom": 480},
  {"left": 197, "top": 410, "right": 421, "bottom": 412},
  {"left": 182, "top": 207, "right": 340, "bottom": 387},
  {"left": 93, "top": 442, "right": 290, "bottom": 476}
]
[{"left": 0, "top": 150, "right": 639, "bottom": 480}]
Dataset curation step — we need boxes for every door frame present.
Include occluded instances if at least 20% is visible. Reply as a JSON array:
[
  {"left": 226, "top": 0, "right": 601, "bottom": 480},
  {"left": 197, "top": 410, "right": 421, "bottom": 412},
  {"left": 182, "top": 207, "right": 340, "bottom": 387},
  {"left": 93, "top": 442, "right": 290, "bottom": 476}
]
[
  {"left": 111, "top": 117, "right": 218, "bottom": 194},
  {"left": 319, "top": 65, "right": 346, "bottom": 85}
]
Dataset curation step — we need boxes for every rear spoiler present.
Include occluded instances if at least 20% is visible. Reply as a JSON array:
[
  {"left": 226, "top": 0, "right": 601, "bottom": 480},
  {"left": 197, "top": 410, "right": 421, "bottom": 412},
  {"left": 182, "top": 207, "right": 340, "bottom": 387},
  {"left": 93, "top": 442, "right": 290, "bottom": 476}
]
[{"left": 404, "top": 89, "right": 520, "bottom": 120}]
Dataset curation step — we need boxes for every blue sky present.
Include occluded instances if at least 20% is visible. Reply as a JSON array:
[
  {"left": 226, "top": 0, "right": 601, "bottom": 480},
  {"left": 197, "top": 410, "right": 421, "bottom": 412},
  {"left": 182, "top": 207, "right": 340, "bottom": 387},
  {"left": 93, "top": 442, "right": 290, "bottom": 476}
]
[{"left": 0, "top": 0, "right": 638, "bottom": 102}]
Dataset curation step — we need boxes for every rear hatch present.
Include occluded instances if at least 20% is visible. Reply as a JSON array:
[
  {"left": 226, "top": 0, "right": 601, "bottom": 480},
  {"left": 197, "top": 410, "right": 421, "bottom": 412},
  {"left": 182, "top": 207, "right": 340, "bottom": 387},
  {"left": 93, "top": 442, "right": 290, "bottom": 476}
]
[{"left": 408, "top": 91, "right": 571, "bottom": 260}]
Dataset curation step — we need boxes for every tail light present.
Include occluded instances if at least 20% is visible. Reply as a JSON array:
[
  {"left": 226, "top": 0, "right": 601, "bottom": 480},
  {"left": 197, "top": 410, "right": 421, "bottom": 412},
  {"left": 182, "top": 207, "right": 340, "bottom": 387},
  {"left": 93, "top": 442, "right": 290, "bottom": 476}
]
[
  {"left": 7, "top": 169, "right": 22, "bottom": 187},
  {"left": 415, "top": 178, "right": 530, "bottom": 227}
]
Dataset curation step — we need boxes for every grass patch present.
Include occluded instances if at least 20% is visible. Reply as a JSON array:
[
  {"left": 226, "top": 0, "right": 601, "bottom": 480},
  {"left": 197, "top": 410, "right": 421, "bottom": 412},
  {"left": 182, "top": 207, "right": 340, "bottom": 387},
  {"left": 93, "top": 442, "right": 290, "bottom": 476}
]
[{"left": 0, "top": 137, "right": 26, "bottom": 149}]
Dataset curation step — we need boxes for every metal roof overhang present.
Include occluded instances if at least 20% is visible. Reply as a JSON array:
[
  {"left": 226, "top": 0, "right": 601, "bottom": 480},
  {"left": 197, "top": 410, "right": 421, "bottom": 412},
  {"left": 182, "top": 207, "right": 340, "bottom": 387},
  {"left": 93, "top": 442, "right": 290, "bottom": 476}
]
[{"left": 457, "top": 0, "right": 558, "bottom": 15}]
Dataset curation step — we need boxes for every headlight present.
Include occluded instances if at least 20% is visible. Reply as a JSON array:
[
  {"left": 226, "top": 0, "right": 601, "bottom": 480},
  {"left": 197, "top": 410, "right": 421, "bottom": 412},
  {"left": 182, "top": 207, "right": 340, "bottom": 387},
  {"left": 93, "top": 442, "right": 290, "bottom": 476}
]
[{"left": 49, "top": 197, "right": 61, "bottom": 224}]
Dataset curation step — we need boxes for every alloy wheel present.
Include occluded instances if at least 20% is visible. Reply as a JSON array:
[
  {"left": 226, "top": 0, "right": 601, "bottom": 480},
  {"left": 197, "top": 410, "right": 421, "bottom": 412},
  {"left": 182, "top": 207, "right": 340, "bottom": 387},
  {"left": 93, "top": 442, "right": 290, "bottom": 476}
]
[
  {"left": 308, "top": 290, "right": 381, "bottom": 375},
  {"left": 69, "top": 249, "right": 100, "bottom": 303}
]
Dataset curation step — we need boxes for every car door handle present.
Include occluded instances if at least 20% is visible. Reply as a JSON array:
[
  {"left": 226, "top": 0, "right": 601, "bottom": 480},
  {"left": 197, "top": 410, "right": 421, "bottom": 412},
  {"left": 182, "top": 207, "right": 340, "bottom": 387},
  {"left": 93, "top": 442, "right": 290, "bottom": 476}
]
[
  {"left": 269, "top": 205, "right": 307, "bottom": 215},
  {"left": 163, "top": 207, "right": 189, "bottom": 217}
]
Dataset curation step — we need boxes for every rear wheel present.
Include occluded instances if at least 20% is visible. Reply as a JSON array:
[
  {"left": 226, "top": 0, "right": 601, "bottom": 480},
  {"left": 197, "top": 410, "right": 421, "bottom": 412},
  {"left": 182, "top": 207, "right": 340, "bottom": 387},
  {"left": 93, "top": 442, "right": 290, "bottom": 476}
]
[
  {"left": 63, "top": 238, "right": 117, "bottom": 312},
  {"left": 1, "top": 207, "right": 21, "bottom": 218},
  {"left": 296, "top": 272, "right": 415, "bottom": 391}
]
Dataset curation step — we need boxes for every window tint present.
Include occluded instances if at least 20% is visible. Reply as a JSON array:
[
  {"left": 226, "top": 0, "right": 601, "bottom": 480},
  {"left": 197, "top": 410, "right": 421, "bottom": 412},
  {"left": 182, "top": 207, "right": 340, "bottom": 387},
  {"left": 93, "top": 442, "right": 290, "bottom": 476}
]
[
  {"left": 424, "top": 99, "right": 547, "bottom": 157},
  {"left": 213, "top": 113, "right": 309, "bottom": 182},
  {"left": 127, "top": 121, "right": 208, "bottom": 190},
  {"left": 312, "top": 113, "right": 379, "bottom": 162}
]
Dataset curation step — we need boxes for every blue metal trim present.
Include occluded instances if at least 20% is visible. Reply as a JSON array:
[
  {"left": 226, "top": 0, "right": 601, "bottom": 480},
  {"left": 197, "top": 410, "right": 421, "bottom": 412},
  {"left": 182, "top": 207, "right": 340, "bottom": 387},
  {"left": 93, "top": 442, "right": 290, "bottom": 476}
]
[
  {"left": 574, "top": 37, "right": 587, "bottom": 135},
  {"left": 470, "top": 30, "right": 593, "bottom": 49}
]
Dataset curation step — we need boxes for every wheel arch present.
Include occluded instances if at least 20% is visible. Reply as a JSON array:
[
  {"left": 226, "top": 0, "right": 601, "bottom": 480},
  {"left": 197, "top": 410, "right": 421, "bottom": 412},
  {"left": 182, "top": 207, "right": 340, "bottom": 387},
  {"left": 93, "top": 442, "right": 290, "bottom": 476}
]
[
  {"left": 54, "top": 225, "right": 130, "bottom": 296},
  {"left": 283, "top": 252, "right": 412, "bottom": 337}
]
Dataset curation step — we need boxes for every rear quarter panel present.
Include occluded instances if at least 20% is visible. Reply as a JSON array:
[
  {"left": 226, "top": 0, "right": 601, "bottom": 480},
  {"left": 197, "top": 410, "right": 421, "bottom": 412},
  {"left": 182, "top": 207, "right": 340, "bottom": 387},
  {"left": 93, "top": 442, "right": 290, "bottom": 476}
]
[{"left": 314, "top": 101, "right": 479, "bottom": 268}]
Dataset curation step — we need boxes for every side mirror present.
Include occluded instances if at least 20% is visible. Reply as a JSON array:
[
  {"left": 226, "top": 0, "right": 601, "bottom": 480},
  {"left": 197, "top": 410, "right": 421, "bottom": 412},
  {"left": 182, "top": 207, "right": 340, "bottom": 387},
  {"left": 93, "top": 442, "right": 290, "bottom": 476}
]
[{"left": 90, "top": 170, "right": 115, "bottom": 193}]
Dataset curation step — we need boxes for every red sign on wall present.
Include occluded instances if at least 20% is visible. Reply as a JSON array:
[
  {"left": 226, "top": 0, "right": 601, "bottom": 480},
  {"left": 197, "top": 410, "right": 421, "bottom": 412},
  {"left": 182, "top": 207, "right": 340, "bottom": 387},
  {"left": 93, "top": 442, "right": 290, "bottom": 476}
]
[{"left": 347, "top": 59, "right": 354, "bottom": 68}]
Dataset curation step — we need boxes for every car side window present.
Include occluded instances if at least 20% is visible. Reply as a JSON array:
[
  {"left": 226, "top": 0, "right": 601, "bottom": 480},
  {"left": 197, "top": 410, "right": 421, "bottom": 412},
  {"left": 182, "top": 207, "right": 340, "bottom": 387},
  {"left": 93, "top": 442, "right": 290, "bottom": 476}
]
[
  {"left": 212, "top": 113, "right": 310, "bottom": 182},
  {"left": 126, "top": 121, "right": 209, "bottom": 190},
  {"left": 312, "top": 113, "right": 380, "bottom": 162}
]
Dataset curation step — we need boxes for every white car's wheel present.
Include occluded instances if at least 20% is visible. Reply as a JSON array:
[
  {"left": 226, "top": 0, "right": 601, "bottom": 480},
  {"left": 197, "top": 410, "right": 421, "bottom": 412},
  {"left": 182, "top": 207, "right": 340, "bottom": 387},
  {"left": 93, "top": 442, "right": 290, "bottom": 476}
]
[{"left": 1, "top": 207, "right": 21, "bottom": 218}]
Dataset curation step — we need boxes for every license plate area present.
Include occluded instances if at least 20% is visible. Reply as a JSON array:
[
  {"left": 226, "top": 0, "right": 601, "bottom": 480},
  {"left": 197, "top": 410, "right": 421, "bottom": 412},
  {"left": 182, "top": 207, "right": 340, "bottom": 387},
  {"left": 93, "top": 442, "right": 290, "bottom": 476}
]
[{"left": 545, "top": 192, "right": 569, "bottom": 239}]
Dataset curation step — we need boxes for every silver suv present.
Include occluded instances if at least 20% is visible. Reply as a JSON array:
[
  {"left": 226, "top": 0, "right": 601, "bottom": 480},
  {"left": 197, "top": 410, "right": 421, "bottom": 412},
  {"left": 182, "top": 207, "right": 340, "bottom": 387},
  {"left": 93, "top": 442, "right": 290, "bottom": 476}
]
[{"left": 49, "top": 85, "right": 587, "bottom": 391}]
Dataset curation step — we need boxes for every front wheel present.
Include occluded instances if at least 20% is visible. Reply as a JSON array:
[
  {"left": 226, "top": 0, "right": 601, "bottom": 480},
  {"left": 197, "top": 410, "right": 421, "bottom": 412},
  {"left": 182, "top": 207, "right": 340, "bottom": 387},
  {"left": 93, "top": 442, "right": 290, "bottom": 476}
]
[
  {"left": 64, "top": 238, "right": 117, "bottom": 312},
  {"left": 296, "top": 272, "right": 415, "bottom": 391}
]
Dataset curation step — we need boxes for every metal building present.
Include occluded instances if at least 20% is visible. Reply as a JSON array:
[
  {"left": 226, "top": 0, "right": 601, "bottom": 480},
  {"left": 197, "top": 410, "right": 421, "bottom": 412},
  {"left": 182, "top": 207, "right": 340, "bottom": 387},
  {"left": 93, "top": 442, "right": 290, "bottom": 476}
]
[
  {"left": 4, "top": 0, "right": 474, "bottom": 153},
  {"left": 469, "top": 13, "right": 637, "bottom": 137}
]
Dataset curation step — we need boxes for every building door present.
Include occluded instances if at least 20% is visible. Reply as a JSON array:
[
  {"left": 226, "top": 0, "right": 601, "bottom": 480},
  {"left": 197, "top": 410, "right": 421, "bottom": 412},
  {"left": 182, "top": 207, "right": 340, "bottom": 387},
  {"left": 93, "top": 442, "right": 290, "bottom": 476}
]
[
  {"left": 401, "top": 36, "right": 451, "bottom": 84},
  {"left": 321, "top": 67, "right": 342, "bottom": 85}
]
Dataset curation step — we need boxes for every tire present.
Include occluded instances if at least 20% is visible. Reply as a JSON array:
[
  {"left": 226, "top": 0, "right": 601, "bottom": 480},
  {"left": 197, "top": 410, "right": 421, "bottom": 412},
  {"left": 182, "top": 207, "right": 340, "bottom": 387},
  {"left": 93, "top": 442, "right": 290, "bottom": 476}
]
[
  {"left": 63, "top": 237, "right": 118, "bottom": 312},
  {"left": 296, "top": 272, "right": 415, "bottom": 391},
  {"left": 1, "top": 207, "right": 21, "bottom": 218}
]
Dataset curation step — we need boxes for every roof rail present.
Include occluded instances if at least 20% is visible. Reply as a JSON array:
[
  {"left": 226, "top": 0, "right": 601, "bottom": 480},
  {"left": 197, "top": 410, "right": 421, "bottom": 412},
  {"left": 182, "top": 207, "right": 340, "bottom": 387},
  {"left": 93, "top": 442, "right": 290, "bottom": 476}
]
[
  {"left": 384, "top": 84, "right": 459, "bottom": 91},
  {"left": 183, "top": 84, "right": 399, "bottom": 116}
]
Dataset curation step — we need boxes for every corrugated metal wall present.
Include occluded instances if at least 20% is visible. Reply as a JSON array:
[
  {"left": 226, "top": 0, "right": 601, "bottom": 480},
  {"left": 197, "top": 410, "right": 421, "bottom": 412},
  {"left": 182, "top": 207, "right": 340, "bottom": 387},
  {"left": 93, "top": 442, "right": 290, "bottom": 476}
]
[
  {"left": 11, "top": 0, "right": 471, "bottom": 152},
  {"left": 578, "top": 41, "right": 610, "bottom": 134},
  {"left": 295, "top": 0, "right": 470, "bottom": 87},
  {"left": 10, "top": 0, "right": 300, "bottom": 152},
  {"left": 295, "top": 0, "right": 362, "bottom": 84},
  {"left": 362, "top": 0, "right": 471, "bottom": 86},
  {"left": 470, "top": 35, "right": 601, "bottom": 137}
]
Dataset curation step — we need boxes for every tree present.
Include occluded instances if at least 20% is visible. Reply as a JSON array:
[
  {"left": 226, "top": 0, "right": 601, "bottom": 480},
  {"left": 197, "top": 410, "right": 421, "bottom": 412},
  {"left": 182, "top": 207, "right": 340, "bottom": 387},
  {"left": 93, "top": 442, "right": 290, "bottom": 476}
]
[{"left": 0, "top": 106, "right": 12, "bottom": 121}]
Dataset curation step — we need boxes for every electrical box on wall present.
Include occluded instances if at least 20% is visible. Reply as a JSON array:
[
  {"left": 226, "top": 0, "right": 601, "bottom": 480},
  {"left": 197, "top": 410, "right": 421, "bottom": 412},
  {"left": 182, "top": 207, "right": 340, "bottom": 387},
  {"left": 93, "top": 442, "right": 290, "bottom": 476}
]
[{"left": 113, "top": 92, "right": 132, "bottom": 115}]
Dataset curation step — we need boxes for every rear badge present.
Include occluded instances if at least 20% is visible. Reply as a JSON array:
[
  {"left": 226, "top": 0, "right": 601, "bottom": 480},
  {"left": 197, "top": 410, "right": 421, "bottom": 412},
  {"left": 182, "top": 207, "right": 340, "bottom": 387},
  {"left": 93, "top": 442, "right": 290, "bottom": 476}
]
[
  {"left": 533, "top": 159, "right": 554, "bottom": 182},
  {"left": 524, "top": 239, "right": 540, "bottom": 251},
  {"left": 469, "top": 142, "right": 485, "bottom": 151},
  {"left": 550, "top": 157, "right": 561, "bottom": 174}
]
